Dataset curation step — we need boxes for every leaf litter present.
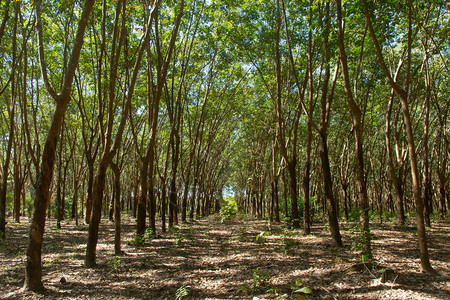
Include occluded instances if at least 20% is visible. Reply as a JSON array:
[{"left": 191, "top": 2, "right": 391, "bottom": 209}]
[{"left": 0, "top": 216, "right": 449, "bottom": 299}]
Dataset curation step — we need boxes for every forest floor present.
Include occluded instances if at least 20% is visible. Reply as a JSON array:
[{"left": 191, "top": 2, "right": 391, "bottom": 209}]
[{"left": 0, "top": 214, "right": 449, "bottom": 299}]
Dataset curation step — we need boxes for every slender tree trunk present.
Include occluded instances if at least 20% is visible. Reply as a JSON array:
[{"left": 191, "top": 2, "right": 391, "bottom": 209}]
[
  {"left": 182, "top": 157, "right": 192, "bottom": 223},
  {"left": 423, "top": 61, "right": 432, "bottom": 228},
  {"left": 336, "top": 0, "right": 370, "bottom": 257},
  {"left": 13, "top": 162, "right": 21, "bottom": 223},
  {"left": 271, "top": 138, "right": 280, "bottom": 223},
  {"left": 386, "top": 94, "right": 406, "bottom": 225},
  {"left": 85, "top": 161, "right": 94, "bottom": 224},
  {"left": 136, "top": 155, "right": 149, "bottom": 237},
  {"left": 148, "top": 151, "right": 157, "bottom": 234},
  {"left": 85, "top": 163, "right": 107, "bottom": 267},
  {"left": 303, "top": 121, "right": 312, "bottom": 234},
  {"left": 111, "top": 163, "right": 121, "bottom": 255},
  {"left": 24, "top": 0, "right": 94, "bottom": 290},
  {"left": 319, "top": 130, "right": 343, "bottom": 247},
  {"left": 363, "top": 0, "right": 433, "bottom": 272},
  {"left": 72, "top": 178, "right": 79, "bottom": 226},
  {"left": 0, "top": 2, "right": 17, "bottom": 237},
  {"left": 190, "top": 174, "right": 198, "bottom": 220},
  {"left": 85, "top": 0, "right": 164, "bottom": 267}
]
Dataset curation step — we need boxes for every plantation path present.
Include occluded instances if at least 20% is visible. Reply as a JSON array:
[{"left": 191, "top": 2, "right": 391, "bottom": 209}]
[{"left": 1, "top": 216, "right": 449, "bottom": 299}]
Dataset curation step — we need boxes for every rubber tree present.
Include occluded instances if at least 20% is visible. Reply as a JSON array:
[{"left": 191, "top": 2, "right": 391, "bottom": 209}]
[
  {"left": 24, "top": 0, "right": 95, "bottom": 291},
  {"left": 85, "top": 0, "right": 163, "bottom": 267},
  {"left": 0, "top": 0, "right": 16, "bottom": 238},
  {"left": 362, "top": 0, "right": 434, "bottom": 273},
  {"left": 336, "top": 0, "right": 371, "bottom": 259},
  {"left": 282, "top": 0, "right": 342, "bottom": 246},
  {"left": 135, "top": 0, "right": 185, "bottom": 237}
]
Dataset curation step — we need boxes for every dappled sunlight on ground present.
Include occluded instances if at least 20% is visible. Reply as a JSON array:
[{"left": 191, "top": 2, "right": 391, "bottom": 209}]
[{"left": 0, "top": 216, "right": 449, "bottom": 299}]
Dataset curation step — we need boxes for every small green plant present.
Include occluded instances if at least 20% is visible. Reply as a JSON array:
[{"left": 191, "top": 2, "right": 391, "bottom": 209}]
[
  {"left": 255, "top": 231, "right": 270, "bottom": 244},
  {"left": 130, "top": 228, "right": 155, "bottom": 246},
  {"left": 175, "top": 232, "right": 184, "bottom": 246},
  {"left": 175, "top": 285, "right": 191, "bottom": 300},
  {"left": 134, "top": 234, "right": 146, "bottom": 245},
  {"left": 240, "top": 284, "right": 249, "bottom": 299},
  {"left": 349, "top": 222, "right": 373, "bottom": 262},
  {"left": 290, "top": 278, "right": 313, "bottom": 299},
  {"left": 251, "top": 268, "right": 270, "bottom": 291},
  {"left": 145, "top": 228, "right": 154, "bottom": 239},
  {"left": 108, "top": 256, "right": 122, "bottom": 271}
]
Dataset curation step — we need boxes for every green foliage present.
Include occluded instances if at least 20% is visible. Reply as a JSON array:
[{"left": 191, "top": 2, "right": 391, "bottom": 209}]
[
  {"left": 175, "top": 285, "right": 191, "bottom": 300},
  {"left": 255, "top": 231, "right": 270, "bottom": 244},
  {"left": 145, "top": 228, "right": 155, "bottom": 239},
  {"left": 175, "top": 231, "right": 184, "bottom": 246},
  {"left": 290, "top": 277, "right": 313, "bottom": 299},
  {"left": 130, "top": 228, "right": 154, "bottom": 246},
  {"left": 251, "top": 268, "right": 270, "bottom": 291},
  {"left": 279, "top": 228, "right": 299, "bottom": 254},
  {"left": 348, "top": 208, "right": 362, "bottom": 223},
  {"left": 349, "top": 221, "right": 373, "bottom": 262},
  {"left": 107, "top": 256, "right": 122, "bottom": 271},
  {"left": 219, "top": 196, "right": 238, "bottom": 223}
]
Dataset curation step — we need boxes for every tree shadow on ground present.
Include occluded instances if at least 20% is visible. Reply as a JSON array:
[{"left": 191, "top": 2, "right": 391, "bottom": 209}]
[{"left": 1, "top": 216, "right": 449, "bottom": 299}]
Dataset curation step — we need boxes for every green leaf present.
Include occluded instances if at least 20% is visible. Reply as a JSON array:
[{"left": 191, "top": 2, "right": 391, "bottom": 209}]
[
  {"left": 294, "top": 287, "right": 313, "bottom": 294},
  {"left": 296, "top": 295, "right": 308, "bottom": 300},
  {"left": 295, "top": 278, "right": 304, "bottom": 287}
]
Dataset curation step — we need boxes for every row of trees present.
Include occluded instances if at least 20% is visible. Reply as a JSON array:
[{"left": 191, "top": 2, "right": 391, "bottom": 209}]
[{"left": 0, "top": 0, "right": 448, "bottom": 292}]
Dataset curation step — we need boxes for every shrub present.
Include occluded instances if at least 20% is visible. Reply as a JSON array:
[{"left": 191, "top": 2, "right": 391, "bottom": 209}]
[{"left": 219, "top": 197, "right": 238, "bottom": 223}]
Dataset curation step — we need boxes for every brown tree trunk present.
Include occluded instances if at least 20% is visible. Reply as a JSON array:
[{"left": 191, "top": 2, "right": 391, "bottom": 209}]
[
  {"left": 386, "top": 93, "right": 406, "bottom": 225},
  {"left": 85, "top": 163, "right": 107, "bottom": 267},
  {"left": 336, "top": 0, "right": 371, "bottom": 257},
  {"left": 85, "top": 0, "right": 167, "bottom": 266},
  {"left": 84, "top": 161, "right": 95, "bottom": 224},
  {"left": 303, "top": 114, "right": 312, "bottom": 234},
  {"left": 363, "top": 0, "right": 433, "bottom": 273},
  {"left": 24, "top": 0, "right": 94, "bottom": 290},
  {"left": 111, "top": 163, "right": 122, "bottom": 255},
  {"left": 0, "top": 1, "right": 17, "bottom": 238},
  {"left": 319, "top": 130, "right": 343, "bottom": 247},
  {"left": 271, "top": 137, "right": 280, "bottom": 223},
  {"left": 423, "top": 59, "right": 432, "bottom": 228}
]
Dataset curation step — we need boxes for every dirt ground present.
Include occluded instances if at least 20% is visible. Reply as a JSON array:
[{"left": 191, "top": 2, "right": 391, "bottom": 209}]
[{"left": 0, "top": 215, "right": 449, "bottom": 299}]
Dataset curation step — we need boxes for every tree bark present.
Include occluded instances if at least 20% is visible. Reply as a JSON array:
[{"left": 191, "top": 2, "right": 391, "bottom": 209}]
[
  {"left": 24, "top": 0, "right": 94, "bottom": 291},
  {"left": 319, "top": 130, "right": 343, "bottom": 247},
  {"left": 336, "top": 0, "right": 371, "bottom": 258},
  {"left": 111, "top": 162, "right": 122, "bottom": 255},
  {"left": 0, "top": 1, "right": 17, "bottom": 238},
  {"left": 362, "top": 0, "right": 434, "bottom": 273}
]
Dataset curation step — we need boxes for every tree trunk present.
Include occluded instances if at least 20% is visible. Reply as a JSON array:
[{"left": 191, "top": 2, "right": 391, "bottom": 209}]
[
  {"left": 363, "top": 0, "right": 433, "bottom": 272},
  {"left": 319, "top": 130, "right": 343, "bottom": 247},
  {"left": 0, "top": 2, "right": 17, "bottom": 237},
  {"left": 24, "top": 0, "right": 94, "bottom": 290},
  {"left": 85, "top": 163, "right": 107, "bottom": 268},
  {"left": 423, "top": 61, "right": 432, "bottom": 228},
  {"left": 336, "top": 0, "right": 370, "bottom": 257},
  {"left": 271, "top": 138, "right": 280, "bottom": 223},
  {"left": 85, "top": 161, "right": 94, "bottom": 224},
  {"left": 386, "top": 94, "right": 406, "bottom": 225},
  {"left": 303, "top": 122, "right": 312, "bottom": 234},
  {"left": 136, "top": 155, "right": 148, "bottom": 238},
  {"left": 111, "top": 163, "right": 121, "bottom": 255}
]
